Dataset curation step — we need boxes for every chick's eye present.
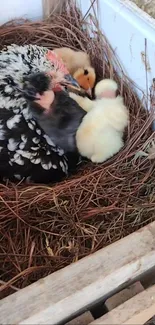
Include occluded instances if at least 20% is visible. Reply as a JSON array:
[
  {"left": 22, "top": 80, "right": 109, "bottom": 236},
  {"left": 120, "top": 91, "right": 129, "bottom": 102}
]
[{"left": 87, "top": 78, "right": 89, "bottom": 81}]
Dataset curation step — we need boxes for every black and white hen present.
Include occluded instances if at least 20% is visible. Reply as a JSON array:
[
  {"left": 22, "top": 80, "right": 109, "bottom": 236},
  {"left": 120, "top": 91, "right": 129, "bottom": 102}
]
[{"left": 0, "top": 44, "right": 82, "bottom": 183}]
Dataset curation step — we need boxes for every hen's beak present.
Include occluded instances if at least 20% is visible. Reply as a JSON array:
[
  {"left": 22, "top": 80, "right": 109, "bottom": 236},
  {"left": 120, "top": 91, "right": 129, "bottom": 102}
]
[{"left": 61, "top": 74, "right": 81, "bottom": 90}]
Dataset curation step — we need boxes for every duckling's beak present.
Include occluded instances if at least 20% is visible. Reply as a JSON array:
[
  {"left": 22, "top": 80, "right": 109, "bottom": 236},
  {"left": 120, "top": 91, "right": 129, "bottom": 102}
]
[{"left": 86, "top": 87, "right": 92, "bottom": 97}]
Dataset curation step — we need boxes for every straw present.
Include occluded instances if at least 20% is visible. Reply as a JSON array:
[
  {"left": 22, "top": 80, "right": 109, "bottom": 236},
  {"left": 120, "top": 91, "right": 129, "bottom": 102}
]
[{"left": 0, "top": 0, "right": 154, "bottom": 299}]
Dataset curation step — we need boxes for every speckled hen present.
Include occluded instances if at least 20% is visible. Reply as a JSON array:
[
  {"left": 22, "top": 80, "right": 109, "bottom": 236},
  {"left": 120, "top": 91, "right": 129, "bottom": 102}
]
[{"left": 0, "top": 44, "right": 81, "bottom": 183}]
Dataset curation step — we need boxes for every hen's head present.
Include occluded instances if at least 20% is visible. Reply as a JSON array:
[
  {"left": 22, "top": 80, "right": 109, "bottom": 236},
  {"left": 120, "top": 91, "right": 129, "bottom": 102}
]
[{"left": 21, "top": 71, "right": 80, "bottom": 101}]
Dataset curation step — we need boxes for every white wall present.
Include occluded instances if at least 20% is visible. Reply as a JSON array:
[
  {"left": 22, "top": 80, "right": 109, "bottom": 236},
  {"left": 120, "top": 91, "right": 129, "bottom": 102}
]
[
  {"left": 1, "top": 0, "right": 43, "bottom": 23},
  {"left": 78, "top": 0, "right": 155, "bottom": 101}
]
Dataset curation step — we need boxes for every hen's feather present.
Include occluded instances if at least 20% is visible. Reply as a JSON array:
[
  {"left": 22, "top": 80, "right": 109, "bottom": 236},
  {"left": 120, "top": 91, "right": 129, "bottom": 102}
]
[{"left": 0, "top": 44, "right": 81, "bottom": 183}]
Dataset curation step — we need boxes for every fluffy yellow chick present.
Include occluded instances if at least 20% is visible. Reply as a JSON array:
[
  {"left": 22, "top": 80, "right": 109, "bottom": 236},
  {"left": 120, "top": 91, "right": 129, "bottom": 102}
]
[
  {"left": 54, "top": 47, "right": 91, "bottom": 75},
  {"left": 69, "top": 92, "right": 93, "bottom": 112},
  {"left": 54, "top": 47, "right": 96, "bottom": 95},
  {"left": 69, "top": 78, "right": 117, "bottom": 112},
  {"left": 76, "top": 79, "right": 129, "bottom": 163}
]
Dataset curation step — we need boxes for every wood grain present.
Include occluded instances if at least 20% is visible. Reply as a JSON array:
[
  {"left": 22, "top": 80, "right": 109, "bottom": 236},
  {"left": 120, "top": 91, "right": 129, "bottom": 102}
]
[
  {"left": 0, "top": 222, "right": 155, "bottom": 325},
  {"left": 91, "top": 285, "right": 155, "bottom": 325}
]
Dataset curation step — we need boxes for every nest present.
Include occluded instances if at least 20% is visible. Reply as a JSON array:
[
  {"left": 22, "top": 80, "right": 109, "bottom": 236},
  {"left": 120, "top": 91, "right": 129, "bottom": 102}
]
[{"left": 0, "top": 0, "right": 155, "bottom": 299}]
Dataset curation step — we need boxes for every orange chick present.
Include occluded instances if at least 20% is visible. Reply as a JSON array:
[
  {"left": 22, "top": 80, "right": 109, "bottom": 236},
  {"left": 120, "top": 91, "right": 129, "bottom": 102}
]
[{"left": 73, "top": 67, "right": 96, "bottom": 96}]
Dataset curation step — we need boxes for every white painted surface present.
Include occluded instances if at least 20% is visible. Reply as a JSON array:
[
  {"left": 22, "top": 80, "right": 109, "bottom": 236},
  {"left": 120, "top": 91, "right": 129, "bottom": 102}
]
[
  {"left": 0, "top": 222, "right": 155, "bottom": 325},
  {"left": 0, "top": 0, "right": 43, "bottom": 23},
  {"left": 78, "top": 0, "right": 155, "bottom": 99}
]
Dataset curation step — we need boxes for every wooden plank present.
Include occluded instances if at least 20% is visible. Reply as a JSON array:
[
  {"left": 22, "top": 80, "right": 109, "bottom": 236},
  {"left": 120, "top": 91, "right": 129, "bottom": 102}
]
[
  {"left": 42, "top": 0, "right": 66, "bottom": 18},
  {"left": 0, "top": 222, "right": 155, "bottom": 325},
  {"left": 124, "top": 305, "right": 155, "bottom": 325},
  {"left": 65, "top": 311, "right": 94, "bottom": 325},
  {"left": 145, "top": 315, "right": 155, "bottom": 325},
  {"left": 105, "top": 281, "right": 144, "bottom": 310},
  {"left": 90, "top": 285, "right": 155, "bottom": 325}
]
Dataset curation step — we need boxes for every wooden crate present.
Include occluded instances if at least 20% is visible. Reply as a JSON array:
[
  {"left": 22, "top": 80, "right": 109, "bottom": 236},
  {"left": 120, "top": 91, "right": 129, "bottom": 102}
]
[{"left": 0, "top": 222, "right": 155, "bottom": 324}]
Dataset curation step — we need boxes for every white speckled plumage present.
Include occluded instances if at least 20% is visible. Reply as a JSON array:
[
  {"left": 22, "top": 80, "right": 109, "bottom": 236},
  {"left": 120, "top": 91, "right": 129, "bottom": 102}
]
[{"left": 0, "top": 44, "right": 79, "bottom": 183}]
